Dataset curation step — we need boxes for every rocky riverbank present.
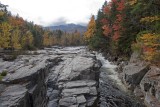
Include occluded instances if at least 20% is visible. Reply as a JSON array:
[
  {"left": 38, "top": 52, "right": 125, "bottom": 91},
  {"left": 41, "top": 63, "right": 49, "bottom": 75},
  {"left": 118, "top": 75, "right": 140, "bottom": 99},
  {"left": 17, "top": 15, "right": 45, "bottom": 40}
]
[
  {"left": 0, "top": 46, "right": 157, "bottom": 107},
  {"left": 108, "top": 52, "right": 160, "bottom": 107},
  {"left": 96, "top": 53, "right": 145, "bottom": 107}
]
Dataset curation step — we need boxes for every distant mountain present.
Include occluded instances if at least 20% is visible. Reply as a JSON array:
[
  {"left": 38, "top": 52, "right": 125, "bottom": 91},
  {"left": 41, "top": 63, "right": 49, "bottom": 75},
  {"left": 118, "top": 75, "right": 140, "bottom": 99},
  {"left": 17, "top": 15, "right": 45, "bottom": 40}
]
[{"left": 45, "top": 24, "right": 87, "bottom": 33}]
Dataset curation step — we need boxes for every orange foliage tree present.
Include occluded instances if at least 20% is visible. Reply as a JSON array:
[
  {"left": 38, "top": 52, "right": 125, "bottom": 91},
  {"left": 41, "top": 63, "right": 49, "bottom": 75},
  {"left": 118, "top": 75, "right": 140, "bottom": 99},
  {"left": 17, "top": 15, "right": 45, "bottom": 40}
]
[
  {"left": 134, "top": 33, "right": 160, "bottom": 61},
  {"left": 102, "top": 0, "right": 125, "bottom": 41}
]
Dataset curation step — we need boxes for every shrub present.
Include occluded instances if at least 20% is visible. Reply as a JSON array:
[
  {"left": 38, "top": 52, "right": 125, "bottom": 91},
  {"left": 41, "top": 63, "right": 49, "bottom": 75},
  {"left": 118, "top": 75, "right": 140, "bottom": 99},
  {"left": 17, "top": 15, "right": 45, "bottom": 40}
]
[{"left": 1, "top": 70, "right": 7, "bottom": 76}]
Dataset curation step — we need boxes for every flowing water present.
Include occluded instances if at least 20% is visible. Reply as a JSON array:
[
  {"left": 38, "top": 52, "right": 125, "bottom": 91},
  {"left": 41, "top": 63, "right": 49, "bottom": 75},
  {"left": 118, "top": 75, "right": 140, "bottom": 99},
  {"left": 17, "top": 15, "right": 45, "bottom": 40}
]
[
  {"left": 96, "top": 53, "right": 127, "bottom": 92},
  {"left": 96, "top": 53, "right": 145, "bottom": 107}
]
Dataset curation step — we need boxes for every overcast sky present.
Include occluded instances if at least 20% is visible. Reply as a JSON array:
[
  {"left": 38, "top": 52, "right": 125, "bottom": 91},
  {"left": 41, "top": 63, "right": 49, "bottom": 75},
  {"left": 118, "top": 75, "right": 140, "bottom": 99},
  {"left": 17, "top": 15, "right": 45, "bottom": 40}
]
[{"left": 1, "top": 0, "right": 106, "bottom": 26}]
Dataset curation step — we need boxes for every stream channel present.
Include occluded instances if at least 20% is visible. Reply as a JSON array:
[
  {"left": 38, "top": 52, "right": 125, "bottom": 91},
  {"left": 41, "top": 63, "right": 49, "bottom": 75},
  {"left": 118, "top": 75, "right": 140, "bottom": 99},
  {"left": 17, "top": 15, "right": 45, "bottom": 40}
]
[
  {"left": 0, "top": 46, "right": 145, "bottom": 107},
  {"left": 96, "top": 53, "right": 145, "bottom": 107}
]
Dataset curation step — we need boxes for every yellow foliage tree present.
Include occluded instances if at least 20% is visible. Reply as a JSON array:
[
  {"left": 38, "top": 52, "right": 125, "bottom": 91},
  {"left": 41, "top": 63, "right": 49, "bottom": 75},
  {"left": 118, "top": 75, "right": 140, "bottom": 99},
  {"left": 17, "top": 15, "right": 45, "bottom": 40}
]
[
  {"left": 0, "top": 11, "right": 4, "bottom": 17},
  {"left": 43, "top": 31, "right": 52, "bottom": 47},
  {"left": 140, "top": 16, "right": 160, "bottom": 23},
  {"left": 136, "top": 33, "right": 160, "bottom": 61},
  {"left": 22, "top": 31, "right": 34, "bottom": 49},
  {"left": 84, "top": 15, "right": 96, "bottom": 42},
  {"left": 11, "top": 28, "right": 22, "bottom": 49},
  {"left": 128, "top": 0, "right": 137, "bottom": 5},
  {"left": 0, "top": 22, "right": 12, "bottom": 48}
]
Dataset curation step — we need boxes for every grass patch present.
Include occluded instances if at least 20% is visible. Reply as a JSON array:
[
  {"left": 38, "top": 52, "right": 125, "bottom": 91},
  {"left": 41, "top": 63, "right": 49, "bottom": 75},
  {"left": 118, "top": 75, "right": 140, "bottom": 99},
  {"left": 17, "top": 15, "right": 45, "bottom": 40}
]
[
  {"left": 0, "top": 70, "right": 7, "bottom": 81},
  {"left": 0, "top": 75, "right": 4, "bottom": 81},
  {"left": 1, "top": 70, "right": 7, "bottom": 76}
]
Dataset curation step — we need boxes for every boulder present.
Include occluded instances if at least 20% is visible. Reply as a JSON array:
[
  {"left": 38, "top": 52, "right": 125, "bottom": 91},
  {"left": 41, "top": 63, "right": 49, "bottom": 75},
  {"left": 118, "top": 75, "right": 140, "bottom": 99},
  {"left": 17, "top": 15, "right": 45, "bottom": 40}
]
[
  {"left": 0, "top": 85, "right": 30, "bottom": 107},
  {"left": 123, "top": 61, "right": 149, "bottom": 90},
  {"left": 140, "top": 66, "right": 160, "bottom": 106},
  {"left": 59, "top": 97, "right": 77, "bottom": 107}
]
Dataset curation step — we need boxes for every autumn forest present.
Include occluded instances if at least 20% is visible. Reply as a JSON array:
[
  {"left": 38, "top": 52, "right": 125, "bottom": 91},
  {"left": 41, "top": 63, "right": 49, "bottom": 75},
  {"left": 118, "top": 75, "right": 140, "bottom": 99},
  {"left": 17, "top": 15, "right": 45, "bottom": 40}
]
[
  {"left": 0, "top": 0, "right": 160, "bottom": 64},
  {"left": 0, "top": 3, "right": 84, "bottom": 51},
  {"left": 84, "top": 0, "right": 160, "bottom": 64}
]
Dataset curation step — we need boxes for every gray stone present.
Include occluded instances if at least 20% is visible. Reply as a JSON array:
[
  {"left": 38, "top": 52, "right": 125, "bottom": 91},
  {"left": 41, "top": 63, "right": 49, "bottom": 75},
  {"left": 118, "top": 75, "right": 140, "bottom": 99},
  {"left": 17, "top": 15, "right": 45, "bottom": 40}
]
[
  {"left": 144, "top": 92, "right": 160, "bottom": 107},
  {"left": 134, "top": 86, "right": 144, "bottom": 98},
  {"left": 58, "top": 55, "right": 101, "bottom": 82},
  {"left": 86, "top": 97, "right": 97, "bottom": 106},
  {"left": 48, "top": 90, "right": 59, "bottom": 101},
  {"left": 123, "top": 61, "right": 149, "bottom": 90},
  {"left": 130, "top": 51, "right": 141, "bottom": 63},
  {"left": 140, "top": 66, "right": 160, "bottom": 106},
  {"left": 79, "top": 103, "right": 86, "bottom": 107},
  {"left": 48, "top": 100, "right": 58, "bottom": 107},
  {"left": 86, "top": 80, "right": 97, "bottom": 87},
  {"left": 64, "top": 81, "right": 87, "bottom": 88},
  {"left": 69, "top": 105, "right": 78, "bottom": 107},
  {"left": 0, "top": 84, "right": 6, "bottom": 93},
  {"left": 62, "top": 87, "right": 90, "bottom": 97},
  {"left": 59, "top": 97, "right": 77, "bottom": 107},
  {"left": 2, "top": 56, "right": 60, "bottom": 83},
  {"left": 89, "top": 87, "right": 97, "bottom": 95},
  {"left": 0, "top": 46, "right": 101, "bottom": 107},
  {"left": 0, "top": 85, "right": 30, "bottom": 107},
  {"left": 71, "top": 56, "right": 94, "bottom": 72},
  {"left": 64, "top": 80, "right": 97, "bottom": 89},
  {"left": 76, "top": 95, "right": 86, "bottom": 104}
]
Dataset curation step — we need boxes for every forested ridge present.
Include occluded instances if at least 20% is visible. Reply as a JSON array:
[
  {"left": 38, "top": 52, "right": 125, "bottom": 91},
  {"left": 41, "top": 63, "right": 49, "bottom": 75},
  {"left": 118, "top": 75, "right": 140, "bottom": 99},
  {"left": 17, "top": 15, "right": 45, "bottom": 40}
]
[
  {"left": 84, "top": 0, "right": 160, "bottom": 64},
  {"left": 0, "top": 3, "right": 84, "bottom": 51}
]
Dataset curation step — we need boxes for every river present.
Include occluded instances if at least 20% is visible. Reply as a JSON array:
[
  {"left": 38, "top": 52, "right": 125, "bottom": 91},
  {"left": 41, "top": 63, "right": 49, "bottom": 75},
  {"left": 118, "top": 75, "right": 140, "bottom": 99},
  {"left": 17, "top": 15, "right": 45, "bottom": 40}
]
[{"left": 0, "top": 46, "right": 145, "bottom": 107}]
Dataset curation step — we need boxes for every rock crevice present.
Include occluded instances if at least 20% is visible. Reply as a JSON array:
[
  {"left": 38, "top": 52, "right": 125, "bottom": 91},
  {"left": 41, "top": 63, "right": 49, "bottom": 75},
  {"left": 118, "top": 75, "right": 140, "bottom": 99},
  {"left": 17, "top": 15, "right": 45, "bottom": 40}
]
[{"left": 0, "top": 47, "right": 101, "bottom": 107}]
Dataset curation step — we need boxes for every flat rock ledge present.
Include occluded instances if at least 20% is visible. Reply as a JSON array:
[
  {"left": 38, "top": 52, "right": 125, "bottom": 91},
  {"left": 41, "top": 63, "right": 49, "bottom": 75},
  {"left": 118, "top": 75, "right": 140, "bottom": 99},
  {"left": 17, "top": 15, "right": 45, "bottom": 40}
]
[{"left": 0, "top": 54, "right": 62, "bottom": 107}]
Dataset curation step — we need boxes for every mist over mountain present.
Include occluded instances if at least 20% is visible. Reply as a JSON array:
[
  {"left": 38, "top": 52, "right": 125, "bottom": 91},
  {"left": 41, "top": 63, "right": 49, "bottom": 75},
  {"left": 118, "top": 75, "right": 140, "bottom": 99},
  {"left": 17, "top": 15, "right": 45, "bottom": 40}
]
[{"left": 45, "top": 24, "right": 87, "bottom": 33}]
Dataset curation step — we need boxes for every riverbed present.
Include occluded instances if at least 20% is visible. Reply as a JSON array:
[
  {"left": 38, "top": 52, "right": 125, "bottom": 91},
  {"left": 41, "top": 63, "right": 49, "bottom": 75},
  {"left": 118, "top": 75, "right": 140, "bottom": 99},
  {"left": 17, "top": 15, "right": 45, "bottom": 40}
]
[{"left": 0, "top": 46, "right": 145, "bottom": 107}]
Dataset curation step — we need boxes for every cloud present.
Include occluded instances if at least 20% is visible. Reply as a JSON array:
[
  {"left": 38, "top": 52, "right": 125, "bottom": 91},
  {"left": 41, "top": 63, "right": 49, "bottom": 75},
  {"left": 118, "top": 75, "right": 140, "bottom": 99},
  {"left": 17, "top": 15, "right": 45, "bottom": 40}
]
[
  {"left": 0, "top": 0, "right": 106, "bottom": 26},
  {"left": 49, "top": 17, "right": 67, "bottom": 26}
]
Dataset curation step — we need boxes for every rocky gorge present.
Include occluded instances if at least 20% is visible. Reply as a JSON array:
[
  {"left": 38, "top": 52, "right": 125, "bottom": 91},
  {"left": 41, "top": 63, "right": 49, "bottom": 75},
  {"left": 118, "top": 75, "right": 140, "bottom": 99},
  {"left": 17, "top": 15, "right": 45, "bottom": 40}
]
[
  {"left": 0, "top": 46, "right": 159, "bottom": 107},
  {"left": 0, "top": 47, "right": 101, "bottom": 107}
]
